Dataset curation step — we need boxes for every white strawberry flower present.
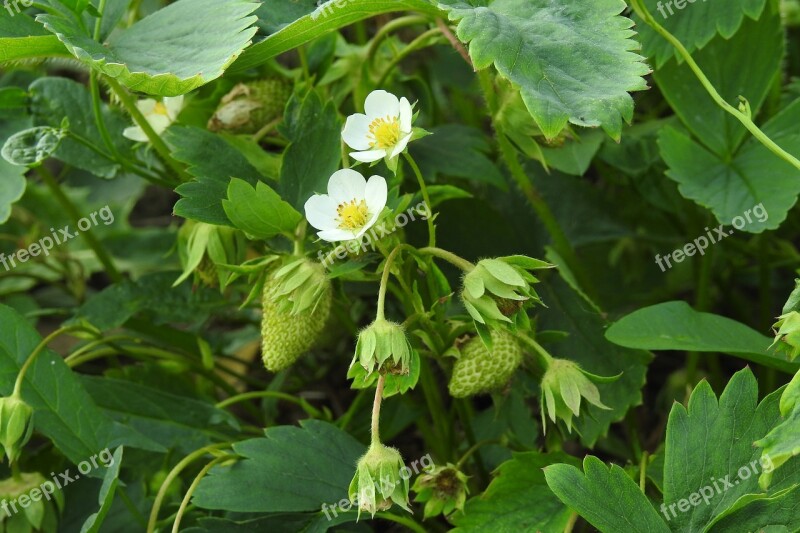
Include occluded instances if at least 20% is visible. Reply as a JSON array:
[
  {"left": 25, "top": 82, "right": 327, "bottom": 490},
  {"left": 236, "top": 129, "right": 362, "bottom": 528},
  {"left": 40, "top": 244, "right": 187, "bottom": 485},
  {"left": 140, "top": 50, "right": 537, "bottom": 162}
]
[
  {"left": 123, "top": 95, "right": 184, "bottom": 142},
  {"left": 304, "top": 168, "right": 388, "bottom": 242},
  {"left": 342, "top": 90, "right": 413, "bottom": 165}
]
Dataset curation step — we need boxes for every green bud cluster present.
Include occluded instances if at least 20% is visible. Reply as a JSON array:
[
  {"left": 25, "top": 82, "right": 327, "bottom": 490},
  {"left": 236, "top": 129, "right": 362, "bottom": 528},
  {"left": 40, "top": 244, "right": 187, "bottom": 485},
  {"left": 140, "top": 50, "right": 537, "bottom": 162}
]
[
  {"left": 770, "top": 311, "right": 800, "bottom": 360},
  {"left": 351, "top": 319, "right": 414, "bottom": 375},
  {"left": 348, "top": 443, "right": 410, "bottom": 519},
  {"left": 540, "top": 359, "right": 616, "bottom": 433},
  {"left": 460, "top": 256, "right": 549, "bottom": 332},
  {"left": 412, "top": 463, "right": 468, "bottom": 518},
  {"left": 0, "top": 394, "right": 33, "bottom": 464},
  {"left": 0, "top": 472, "right": 62, "bottom": 533}
]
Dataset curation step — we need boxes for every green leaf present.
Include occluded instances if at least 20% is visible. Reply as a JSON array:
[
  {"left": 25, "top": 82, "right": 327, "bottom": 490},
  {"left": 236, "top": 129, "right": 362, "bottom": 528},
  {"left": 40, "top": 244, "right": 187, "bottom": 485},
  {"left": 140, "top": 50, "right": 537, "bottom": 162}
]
[
  {"left": 544, "top": 456, "right": 671, "bottom": 533},
  {"left": 538, "top": 276, "right": 651, "bottom": 446},
  {"left": 539, "top": 129, "right": 605, "bottom": 176},
  {"left": 636, "top": 0, "right": 768, "bottom": 67},
  {"left": 451, "top": 452, "right": 578, "bottom": 532},
  {"left": 79, "top": 446, "right": 123, "bottom": 533},
  {"left": 71, "top": 272, "right": 226, "bottom": 330},
  {"left": 0, "top": 119, "right": 31, "bottom": 224},
  {"left": 1, "top": 126, "right": 65, "bottom": 166},
  {"left": 653, "top": 7, "right": 783, "bottom": 158},
  {"left": 278, "top": 91, "right": 341, "bottom": 211},
  {"left": 439, "top": 0, "right": 650, "bottom": 140},
  {"left": 0, "top": 305, "right": 160, "bottom": 466},
  {"left": 605, "top": 301, "right": 800, "bottom": 374},
  {"left": 0, "top": 13, "right": 68, "bottom": 62},
  {"left": 222, "top": 178, "right": 302, "bottom": 240},
  {"left": 29, "top": 77, "right": 132, "bottom": 179},
  {"left": 38, "top": 0, "right": 259, "bottom": 96},
  {"left": 169, "top": 126, "right": 265, "bottom": 226},
  {"left": 80, "top": 376, "right": 238, "bottom": 453},
  {"left": 192, "top": 420, "right": 365, "bottom": 512},
  {"left": 661, "top": 369, "right": 800, "bottom": 531},
  {"left": 409, "top": 125, "right": 506, "bottom": 189},
  {"left": 230, "top": 0, "right": 442, "bottom": 73},
  {"left": 755, "top": 371, "right": 800, "bottom": 487}
]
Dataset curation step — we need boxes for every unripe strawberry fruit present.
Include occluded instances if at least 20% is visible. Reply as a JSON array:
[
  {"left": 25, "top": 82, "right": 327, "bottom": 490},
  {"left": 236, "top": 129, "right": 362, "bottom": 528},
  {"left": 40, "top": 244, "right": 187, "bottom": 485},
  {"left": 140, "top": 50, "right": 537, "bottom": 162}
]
[
  {"left": 261, "top": 278, "right": 332, "bottom": 372},
  {"left": 448, "top": 330, "right": 522, "bottom": 398}
]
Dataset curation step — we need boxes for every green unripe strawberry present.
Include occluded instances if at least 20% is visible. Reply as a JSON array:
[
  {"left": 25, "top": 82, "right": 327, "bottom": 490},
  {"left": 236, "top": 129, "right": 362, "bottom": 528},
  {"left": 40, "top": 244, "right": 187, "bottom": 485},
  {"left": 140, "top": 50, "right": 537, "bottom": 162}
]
[
  {"left": 448, "top": 329, "right": 522, "bottom": 398},
  {"left": 261, "top": 277, "right": 332, "bottom": 372},
  {"left": 208, "top": 79, "right": 292, "bottom": 134}
]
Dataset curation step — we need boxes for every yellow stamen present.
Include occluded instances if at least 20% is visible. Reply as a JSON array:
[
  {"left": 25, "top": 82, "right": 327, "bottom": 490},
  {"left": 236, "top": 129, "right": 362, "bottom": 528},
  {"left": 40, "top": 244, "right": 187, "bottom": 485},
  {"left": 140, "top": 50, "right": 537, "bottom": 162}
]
[
  {"left": 368, "top": 115, "right": 401, "bottom": 149},
  {"left": 337, "top": 199, "right": 369, "bottom": 231},
  {"left": 153, "top": 102, "right": 169, "bottom": 116}
]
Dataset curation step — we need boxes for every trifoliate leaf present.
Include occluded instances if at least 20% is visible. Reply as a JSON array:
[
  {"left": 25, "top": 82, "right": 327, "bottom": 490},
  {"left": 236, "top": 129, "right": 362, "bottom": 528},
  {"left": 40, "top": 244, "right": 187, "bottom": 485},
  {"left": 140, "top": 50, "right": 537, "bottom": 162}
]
[
  {"left": 38, "top": 0, "right": 259, "bottom": 96},
  {"left": 439, "top": 0, "right": 651, "bottom": 140},
  {"left": 222, "top": 179, "right": 302, "bottom": 240}
]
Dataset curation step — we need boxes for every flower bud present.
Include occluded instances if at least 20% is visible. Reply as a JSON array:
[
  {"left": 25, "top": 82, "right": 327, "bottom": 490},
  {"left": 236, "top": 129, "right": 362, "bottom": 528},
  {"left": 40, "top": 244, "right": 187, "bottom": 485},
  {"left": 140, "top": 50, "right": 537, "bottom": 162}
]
[
  {"left": 460, "top": 256, "right": 550, "bottom": 333},
  {"left": 0, "top": 471, "right": 62, "bottom": 532},
  {"left": 207, "top": 79, "right": 292, "bottom": 134},
  {"left": 0, "top": 394, "right": 33, "bottom": 464},
  {"left": 351, "top": 319, "right": 413, "bottom": 375},
  {"left": 770, "top": 311, "right": 800, "bottom": 361},
  {"left": 540, "top": 359, "right": 617, "bottom": 433},
  {"left": 348, "top": 443, "right": 410, "bottom": 519},
  {"left": 412, "top": 463, "right": 468, "bottom": 519}
]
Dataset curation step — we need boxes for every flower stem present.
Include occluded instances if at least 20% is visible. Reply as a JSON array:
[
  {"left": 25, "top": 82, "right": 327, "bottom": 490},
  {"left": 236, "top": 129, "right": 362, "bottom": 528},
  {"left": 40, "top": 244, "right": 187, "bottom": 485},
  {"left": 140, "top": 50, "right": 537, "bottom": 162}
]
[
  {"left": 376, "top": 244, "right": 411, "bottom": 321},
  {"left": 38, "top": 166, "right": 122, "bottom": 283},
  {"left": 14, "top": 325, "right": 96, "bottom": 397},
  {"left": 639, "top": 450, "right": 649, "bottom": 492},
  {"left": 377, "top": 28, "right": 443, "bottom": 88},
  {"left": 515, "top": 333, "right": 554, "bottom": 370},
  {"left": 147, "top": 443, "right": 234, "bottom": 533},
  {"left": 417, "top": 247, "right": 475, "bottom": 271},
  {"left": 455, "top": 438, "right": 501, "bottom": 469},
  {"left": 104, "top": 77, "right": 191, "bottom": 181},
  {"left": 477, "top": 70, "right": 597, "bottom": 301},
  {"left": 371, "top": 374, "right": 386, "bottom": 446},
  {"left": 171, "top": 455, "right": 233, "bottom": 533},
  {"left": 366, "top": 15, "right": 429, "bottom": 70},
  {"left": 375, "top": 512, "right": 427, "bottom": 533},
  {"left": 402, "top": 152, "right": 436, "bottom": 248},
  {"left": 215, "top": 391, "right": 323, "bottom": 419},
  {"left": 630, "top": 0, "right": 800, "bottom": 170}
]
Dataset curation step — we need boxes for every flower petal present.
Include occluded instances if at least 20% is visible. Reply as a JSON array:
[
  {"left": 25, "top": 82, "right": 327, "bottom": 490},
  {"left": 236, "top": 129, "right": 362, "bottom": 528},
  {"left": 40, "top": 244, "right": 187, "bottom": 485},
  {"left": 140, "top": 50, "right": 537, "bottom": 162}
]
[
  {"left": 328, "top": 168, "right": 367, "bottom": 203},
  {"left": 342, "top": 113, "right": 372, "bottom": 151},
  {"left": 399, "top": 97, "right": 412, "bottom": 132},
  {"left": 136, "top": 99, "right": 157, "bottom": 115},
  {"left": 122, "top": 126, "right": 148, "bottom": 142},
  {"left": 304, "top": 194, "right": 339, "bottom": 231},
  {"left": 350, "top": 149, "right": 386, "bottom": 163},
  {"left": 164, "top": 95, "right": 185, "bottom": 119},
  {"left": 389, "top": 132, "right": 412, "bottom": 158},
  {"left": 364, "top": 175, "right": 388, "bottom": 215},
  {"left": 364, "top": 90, "right": 400, "bottom": 119},
  {"left": 318, "top": 228, "right": 358, "bottom": 242},
  {"left": 147, "top": 114, "right": 172, "bottom": 136}
]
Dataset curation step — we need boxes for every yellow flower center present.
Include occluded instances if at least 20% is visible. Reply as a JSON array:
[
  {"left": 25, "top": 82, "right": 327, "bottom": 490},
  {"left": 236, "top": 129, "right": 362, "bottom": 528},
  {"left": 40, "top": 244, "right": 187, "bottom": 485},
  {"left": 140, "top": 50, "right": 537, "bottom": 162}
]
[
  {"left": 369, "top": 115, "right": 401, "bottom": 149},
  {"left": 337, "top": 199, "right": 369, "bottom": 231},
  {"left": 153, "top": 102, "right": 169, "bottom": 116}
]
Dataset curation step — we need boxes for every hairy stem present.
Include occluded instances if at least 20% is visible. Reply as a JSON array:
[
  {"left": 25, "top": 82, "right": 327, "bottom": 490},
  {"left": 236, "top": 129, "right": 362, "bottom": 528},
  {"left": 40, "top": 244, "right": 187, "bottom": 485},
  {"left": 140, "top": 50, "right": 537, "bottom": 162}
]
[{"left": 630, "top": 0, "right": 800, "bottom": 170}]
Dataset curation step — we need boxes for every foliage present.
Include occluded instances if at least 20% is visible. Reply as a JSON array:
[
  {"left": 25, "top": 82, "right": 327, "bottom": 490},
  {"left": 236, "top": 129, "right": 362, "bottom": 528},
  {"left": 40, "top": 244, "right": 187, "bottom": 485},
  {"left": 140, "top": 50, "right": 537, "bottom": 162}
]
[{"left": 1, "top": 0, "right": 799, "bottom": 531}]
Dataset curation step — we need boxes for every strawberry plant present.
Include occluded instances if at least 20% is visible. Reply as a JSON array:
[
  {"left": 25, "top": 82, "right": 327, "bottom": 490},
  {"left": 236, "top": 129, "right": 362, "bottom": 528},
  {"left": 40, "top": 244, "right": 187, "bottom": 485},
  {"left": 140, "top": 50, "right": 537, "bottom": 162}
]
[{"left": 1, "top": 0, "right": 799, "bottom": 531}]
